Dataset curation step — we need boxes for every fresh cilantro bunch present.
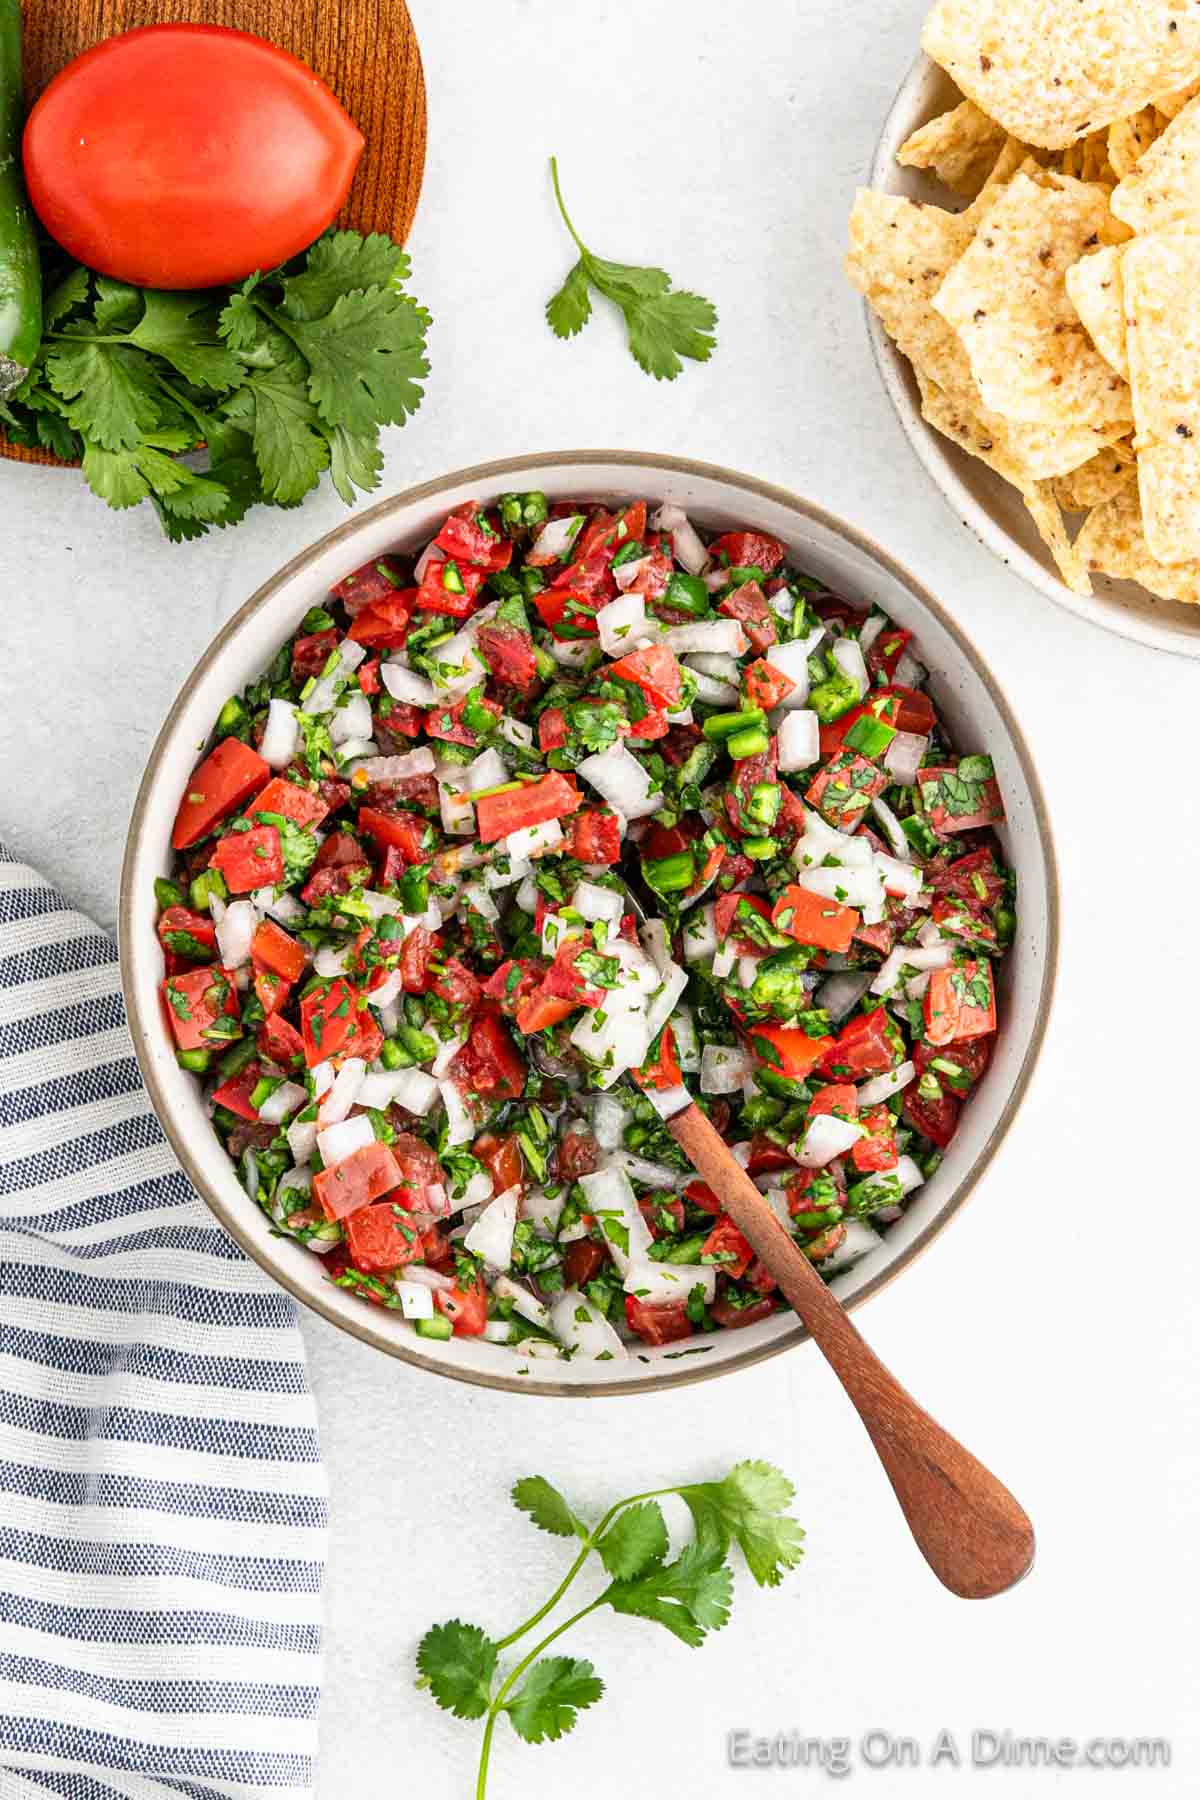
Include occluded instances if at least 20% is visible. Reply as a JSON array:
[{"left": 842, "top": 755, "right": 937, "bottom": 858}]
[
  {"left": 0, "top": 231, "right": 430, "bottom": 540},
  {"left": 417, "top": 1460, "right": 803, "bottom": 1794},
  {"left": 546, "top": 158, "right": 717, "bottom": 381}
]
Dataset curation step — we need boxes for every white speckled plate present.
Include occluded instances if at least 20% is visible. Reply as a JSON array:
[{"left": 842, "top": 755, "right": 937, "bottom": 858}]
[{"left": 867, "top": 54, "right": 1200, "bottom": 659}]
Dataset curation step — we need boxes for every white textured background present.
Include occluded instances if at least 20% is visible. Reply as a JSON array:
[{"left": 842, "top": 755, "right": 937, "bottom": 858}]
[{"left": 2, "top": 0, "right": 1197, "bottom": 1793}]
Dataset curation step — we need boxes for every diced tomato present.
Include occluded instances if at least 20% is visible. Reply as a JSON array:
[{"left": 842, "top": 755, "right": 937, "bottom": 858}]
[
  {"left": 912, "top": 1035, "right": 992, "bottom": 1092},
  {"left": 300, "top": 977, "right": 363, "bottom": 1067},
  {"left": 930, "top": 896, "right": 998, "bottom": 952},
  {"left": 743, "top": 657, "right": 796, "bottom": 710},
  {"left": 515, "top": 989, "right": 577, "bottom": 1034},
  {"left": 434, "top": 503, "right": 513, "bottom": 571},
  {"left": 709, "top": 1291, "right": 777, "bottom": 1330},
  {"left": 808, "top": 1082, "right": 858, "bottom": 1119},
  {"left": 344, "top": 1007, "right": 384, "bottom": 1067},
  {"left": 252, "top": 969, "right": 290, "bottom": 1017},
  {"left": 300, "top": 833, "right": 372, "bottom": 905},
  {"left": 922, "top": 967, "right": 960, "bottom": 1047},
  {"left": 563, "top": 1239, "right": 606, "bottom": 1287},
  {"left": 483, "top": 958, "right": 543, "bottom": 1019},
  {"left": 474, "top": 1130, "right": 524, "bottom": 1194},
  {"left": 724, "top": 740, "right": 778, "bottom": 836},
  {"left": 637, "top": 1196, "right": 686, "bottom": 1240},
  {"left": 866, "top": 625, "right": 912, "bottom": 682},
  {"left": 250, "top": 919, "right": 307, "bottom": 983},
  {"left": 246, "top": 777, "right": 329, "bottom": 831},
  {"left": 475, "top": 772, "right": 581, "bottom": 844},
  {"left": 344, "top": 1202, "right": 424, "bottom": 1272},
  {"left": 292, "top": 629, "right": 339, "bottom": 683},
  {"left": 425, "top": 693, "right": 502, "bottom": 747},
  {"left": 719, "top": 579, "right": 777, "bottom": 654},
  {"left": 707, "top": 531, "right": 784, "bottom": 575},
  {"left": 373, "top": 702, "right": 423, "bottom": 744},
  {"left": 714, "top": 891, "right": 775, "bottom": 955},
  {"left": 853, "top": 920, "right": 895, "bottom": 956},
  {"left": 314, "top": 1141, "right": 403, "bottom": 1221},
  {"left": 882, "top": 685, "right": 936, "bottom": 736},
  {"left": 685, "top": 1178, "right": 723, "bottom": 1215},
  {"left": 633, "top": 1023, "right": 682, "bottom": 1093},
  {"left": 626, "top": 708, "right": 669, "bottom": 743},
  {"left": 949, "top": 960, "right": 996, "bottom": 1040},
  {"left": 156, "top": 906, "right": 217, "bottom": 964},
  {"left": 918, "top": 765, "right": 1006, "bottom": 834},
  {"left": 415, "top": 559, "right": 487, "bottom": 618},
  {"left": 820, "top": 1007, "right": 897, "bottom": 1078},
  {"left": 608, "top": 643, "right": 683, "bottom": 710},
  {"left": 161, "top": 965, "right": 240, "bottom": 1051},
  {"left": 771, "top": 883, "right": 860, "bottom": 954},
  {"left": 851, "top": 1103, "right": 898, "bottom": 1172},
  {"left": 624, "top": 1294, "right": 693, "bottom": 1346},
  {"left": 928, "top": 848, "right": 1006, "bottom": 909},
  {"left": 450, "top": 1009, "right": 525, "bottom": 1099},
  {"left": 904, "top": 1086, "right": 961, "bottom": 1149},
  {"left": 331, "top": 555, "right": 409, "bottom": 613},
  {"left": 701, "top": 1215, "right": 754, "bottom": 1281},
  {"left": 358, "top": 659, "right": 381, "bottom": 696},
  {"left": 562, "top": 807, "right": 621, "bottom": 866},
  {"left": 630, "top": 548, "right": 675, "bottom": 606},
  {"left": 257, "top": 1011, "right": 305, "bottom": 1068},
  {"left": 744, "top": 1137, "right": 796, "bottom": 1177},
  {"left": 476, "top": 622, "right": 537, "bottom": 692},
  {"left": 747, "top": 1023, "right": 832, "bottom": 1080},
  {"left": 209, "top": 824, "right": 283, "bottom": 893},
  {"left": 806, "top": 752, "right": 889, "bottom": 833},
  {"left": 538, "top": 707, "right": 568, "bottom": 751},
  {"left": 533, "top": 585, "right": 601, "bottom": 637},
  {"left": 357, "top": 807, "right": 428, "bottom": 863},
  {"left": 172, "top": 739, "right": 270, "bottom": 850},
  {"left": 398, "top": 925, "right": 438, "bottom": 994},
  {"left": 347, "top": 592, "right": 416, "bottom": 648},
  {"left": 688, "top": 842, "right": 726, "bottom": 897},
  {"left": 211, "top": 1061, "right": 265, "bottom": 1121},
  {"left": 434, "top": 1273, "right": 488, "bottom": 1336}
]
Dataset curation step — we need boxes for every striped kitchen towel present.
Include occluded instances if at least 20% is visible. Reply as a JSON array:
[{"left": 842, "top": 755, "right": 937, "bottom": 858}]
[{"left": 0, "top": 845, "right": 329, "bottom": 1800}]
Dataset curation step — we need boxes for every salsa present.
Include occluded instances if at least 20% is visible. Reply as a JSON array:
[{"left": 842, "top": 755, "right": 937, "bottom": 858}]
[{"left": 155, "top": 494, "right": 1014, "bottom": 1363}]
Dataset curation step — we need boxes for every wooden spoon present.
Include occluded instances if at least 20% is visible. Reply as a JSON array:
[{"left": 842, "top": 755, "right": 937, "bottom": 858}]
[{"left": 667, "top": 1100, "right": 1034, "bottom": 1599}]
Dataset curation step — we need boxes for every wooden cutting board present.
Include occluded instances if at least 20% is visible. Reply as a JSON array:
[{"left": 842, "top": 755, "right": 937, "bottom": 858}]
[{"left": 3, "top": 0, "right": 427, "bottom": 467}]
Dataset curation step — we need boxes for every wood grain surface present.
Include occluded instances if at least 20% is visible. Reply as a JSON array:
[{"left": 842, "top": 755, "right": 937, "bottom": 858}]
[
  {"left": 3, "top": 0, "right": 427, "bottom": 467},
  {"left": 669, "top": 1100, "right": 1036, "bottom": 1599}
]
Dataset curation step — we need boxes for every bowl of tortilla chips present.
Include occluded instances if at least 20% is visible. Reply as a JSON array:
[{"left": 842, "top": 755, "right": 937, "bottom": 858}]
[{"left": 848, "top": 0, "right": 1200, "bottom": 657}]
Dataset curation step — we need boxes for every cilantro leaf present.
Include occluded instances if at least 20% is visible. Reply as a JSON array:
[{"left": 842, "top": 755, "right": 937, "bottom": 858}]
[
  {"left": 326, "top": 422, "right": 385, "bottom": 505},
  {"left": 546, "top": 158, "right": 717, "bottom": 381},
  {"left": 230, "top": 365, "right": 331, "bottom": 505},
  {"left": 503, "top": 1657, "right": 603, "bottom": 1744},
  {"left": 511, "top": 1475, "right": 584, "bottom": 1540},
  {"left": 45, "top": 339, "right": 165, "bottom": 451},
  {"left": 280, "top": 229, "right": 413, "bottom": 320},
  {"left": 218, "top": 275, "right": 265, "bottom": 354},
  {"left": 43, "top": 265, "right": 90, "bottom": 329},
  {"left": 93, "top": 276, "right": 143, "bottom": 334},
  {"left": 602, "top": 1544, "right": 733, "bottom": 1647},
  {"left": 269, "top": 287, "right": 430, "bottom": 435},
  {"left": 596, "top": 1501, "right": 668, "bottom": 1580},
  {"left": 546, "top": 261, "right": 592, "bottom": 339},
  {"left": 128, "top": 291, "right": 243, "bottom": 390},
  {"left": 679, "top": 1460, "right": 806, "bottom": 1588},
  {"left": 416, "top": 1620, "right": 498, "bottom": 1720}
]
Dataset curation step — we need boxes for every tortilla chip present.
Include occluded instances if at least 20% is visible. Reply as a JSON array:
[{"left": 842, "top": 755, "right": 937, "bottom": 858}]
[
  {"left": 1152, "top": 77, "right": 1200, "bottom": 121},
  {"left": 932, "top": 172, "right": 1133, "bottom": 427},
  {"left": 1112, "top": 92, "right": 1200, "bottom": 229},
  {"left": 846, "top": 189, "right": 1127, "bottom": 480},
  {"left": 1121, "top": 225, "right": 1200, "bottom": 563},
  {"left": 1074, "top": 488, "right": 1200, "bottom": 601},
  {"left": 922, "top": 1, "right": 1200, "bottom": 151},
  {"left": 1050, "top": 441, "right": 1137, "bottom": 510},
  {"left": 897, "top": 101, "right": 1008, "bottom": 197},
  {"left": 1107, "top": 108, "right": 1163, "bottom": 180},
  {"left": 1021, "top": 483, "right": 1093, "bottom": 593},
  {"left": 1060, "top": 128, "right": 1116, "bottom": 185},
  {"left": 914, "top": 369, "right": 1025, "bottom": 483},
  {"left": 1064, "top": 245, "right": 1129, "bottom": 377}
]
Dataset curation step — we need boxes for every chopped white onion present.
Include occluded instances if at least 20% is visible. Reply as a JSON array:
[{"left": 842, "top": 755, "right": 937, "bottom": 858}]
[
  {"left": 685, "top": 668, "right": 741, "bottom": 707},
  {"left": 395, "top": 1279, "right": 434, "bottom": 1321},
  {"left": 260, "top": 698, "right": 300, "bottom": 770},
  {"left": 258, "top": 1080, "right": 306, "bottom": 1125},
  {"left": 381, "top": 662, "right": 438, "bottom": 707},
  {"left": 505, "top": 817, "right": 564, "bottom": 861},
  {"left": 461, "top": 880, "right": 500, "bottom": 924},
  {"left": 401, "top": 1263, "right": 455, "bottom": 1293},
  {"left": 604, "top": 1149, "right": 681, "bottom": 1191},
  {"left": 777, "top": 709, "right": 820, "bottom": 772},
  {"left": 870, "top": 795, "right": 911, "bottom": 862},
  {"left": 660, "top": 619, "right": 748, "bottom": 656},
  {"left": 550, "top": 1289, "right": 628, "bottom": 1360},
  {"left": 685, "top": 651, "right": 742, "bottom": 684},
  {"left": 761, "top": 638, "right": 815, "bottom": 708},
  {"left": 213, "top": 899, "right": 258, "bottom": 971},
  {"left": 857, "top": 612, "right": 887, "bottom": 656},
  {"left": 314, "top": 942, "right": 353, "bottom": 978},
  {"left": 286, "top": 1116, "right": 318, "bottom": 1165},
  {"left": 576, "top": 879, "right": 625, "bottom": 926},
  {"left": 893, "top": 649, "right": 926, "bottom": 689},
  {"left": 254, "top": 886, "right": 306, "bottom": 927},
  {"left": 548, "top": 636, "right": 598, "bottom": 670},
  {"left": 612, "top": 555, "right": 650, "bottom": 593},
  {"left": 438, "top": 1077, "right": 474, "bottom": 1145},
  {"left": 682, "top": 903, "right": 719, "bottom": 964},
  {"left": 795, "top": 863, "right": 885, "bottom": 922},
  {"left": 578, "top": 742, "right": 664, "bottom": 821},
  {"left": 856, "top": 1061, "right": 916, "bottom": 1107},
  {"left": 578, "top": 1165, "right": 652, "bottom": 1274},
  {"left": 821, "top": 1218, "right": 882, "bottom": 1276},
  {"left": 651, "top": 504, "right": 710, "bottom": 576},
  {"left": 520, "top": 1186, "right": 565, "bottom": 1238},
  {"left": 831, "top": 636, "right": 869, "bottom": 700},
  {"left": 494, "top": 1274, "right": 552, "bottom": 1329},
  {"left": 643, "top": 1083, "right": 691, "bottom": 1121},
  {"left": 463, "top": 1185, "right": 520, "bottom": 1270},
  {"left": 797, "top": 1112, "right": 864, "bottom": 1167},
  {"left": 701, "top": 1042, "right": 753, "bottom": 1094},
  {"left": 884, "top": 731, "right": 928, "bottom": 787},
  {"left": 329, "top": 689, "right": 373, "bottom": 746},
  {"left": 712, "top": 940, "right": 736, "bottom": 979},
  {"left": 590, "top": 1093, "right": 628, "bottom": 1152},
  {"left": 876, "top": 853, "right": 924, "bottom": 903},
  {"left": 623, "top": 1260, "right": 717, "bottom": 1306},
  {"left": 870, "top": 942, "right": 953, "bottom": 995},
  {"left": 671, "top": 1005, "right": 700, "bottom": 1073},
  {"left": 318, "top": 1058, "right": 367, "bottom": 1124},
  {"left": 438, "top": 781, "right": 475, "bottom": 838},
  {"left": 316, "top": 1113, "right": 375, "bottom": 1167},
  {"left": 596, "top": 591, "right": 647, "bottom": 655},
  {"left": 353, "top": 747, "right": 435, "bottom": 783},
  {"left": 498, "top": 715, "right": 534, "bottom": 753},
  {"left": 530, "top": 512, "right": 584, "bottom": 562}
]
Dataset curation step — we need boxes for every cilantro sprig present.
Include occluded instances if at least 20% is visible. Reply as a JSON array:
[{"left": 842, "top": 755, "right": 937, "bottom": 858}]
[
  {"left": 546, "top": 158, "right": 717, "bottom": 381},
  {"left": 416, "top": 1460, "right": 803, "bottom": 1794},
  {"left": 0, "top": 231, "right": 430, "bottom": 540}
]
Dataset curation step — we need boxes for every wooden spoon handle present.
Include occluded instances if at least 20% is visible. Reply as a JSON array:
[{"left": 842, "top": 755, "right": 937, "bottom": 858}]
[{"left": 668, "top": 1102, "right": 1034, "bottom": 1599}]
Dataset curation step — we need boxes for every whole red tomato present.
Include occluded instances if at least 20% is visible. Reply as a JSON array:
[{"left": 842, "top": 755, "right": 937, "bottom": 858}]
[{"left": 23, "top": 25, "right": 364, "bottom": 289}]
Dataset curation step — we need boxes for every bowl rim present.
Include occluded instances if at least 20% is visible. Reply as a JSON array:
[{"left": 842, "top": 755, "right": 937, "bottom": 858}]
[
  {"left": 867, "top": 51, "right": 1200, "bottom": 662},
  {"left": 119, "top": 449, "right": 1061, "bottom": 1397}
]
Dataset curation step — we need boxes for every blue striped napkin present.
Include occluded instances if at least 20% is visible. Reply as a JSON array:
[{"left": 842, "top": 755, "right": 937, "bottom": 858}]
[{"left": 0, "top": 845, "right": 328, "bottom": 1799}]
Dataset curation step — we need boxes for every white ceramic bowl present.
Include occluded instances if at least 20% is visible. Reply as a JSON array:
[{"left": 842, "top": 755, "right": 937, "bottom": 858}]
[
  {"left": 120, "top": 452, "right": 1059, "bottom": 1396},
  {"left": 869, "top": 55, "right": 1200, "bottom": 659}
]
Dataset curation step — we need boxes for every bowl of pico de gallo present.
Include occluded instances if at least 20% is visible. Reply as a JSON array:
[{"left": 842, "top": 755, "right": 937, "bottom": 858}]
[{"left": 120, "top": 452, "right": 1059, "bottom": 1395}]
